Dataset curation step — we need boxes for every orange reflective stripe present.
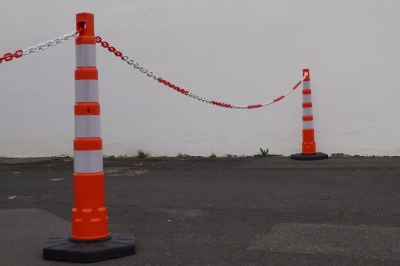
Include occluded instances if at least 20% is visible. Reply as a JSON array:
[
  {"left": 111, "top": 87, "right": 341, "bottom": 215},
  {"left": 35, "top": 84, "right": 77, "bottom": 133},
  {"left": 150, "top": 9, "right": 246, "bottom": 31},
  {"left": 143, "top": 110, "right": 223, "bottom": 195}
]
[
  {"left": 302, "top": 115, "right": 313, "bottom": 121},
  {"left": 75, "top": 68, "right": 98, "bottom": 80},
  {"left": 74, "top": 138, "right": 102, "bottom": 150},
  {"left": 75, "top": 103, "right": 100, "bottom": 115},
  {"left": 302, "top": 89, "right": 311, "bottom": 95},
  {"left": 303, "top": 102, "right": 312, "bottom": 108}
]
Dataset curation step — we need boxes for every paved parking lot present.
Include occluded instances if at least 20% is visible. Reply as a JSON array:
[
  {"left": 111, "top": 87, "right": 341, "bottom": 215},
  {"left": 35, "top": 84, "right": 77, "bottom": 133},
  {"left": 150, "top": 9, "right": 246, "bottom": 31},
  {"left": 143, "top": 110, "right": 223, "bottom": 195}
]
[{"left": 1, "top": 156, "right": 399, "bottom": 265}]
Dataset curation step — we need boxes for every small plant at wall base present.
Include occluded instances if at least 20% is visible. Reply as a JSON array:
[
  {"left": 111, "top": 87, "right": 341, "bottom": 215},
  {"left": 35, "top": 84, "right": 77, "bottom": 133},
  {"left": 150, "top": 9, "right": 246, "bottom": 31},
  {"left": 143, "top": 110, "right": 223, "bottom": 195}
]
[
  {"left": 137, "top": 150, "right": 148, "bottom": 158},
  {"left": 209, "top": 152, "right": 216, "bottom": 158},
  {"left": 255, "top": 148, "right": 273, "bottom": 158}
]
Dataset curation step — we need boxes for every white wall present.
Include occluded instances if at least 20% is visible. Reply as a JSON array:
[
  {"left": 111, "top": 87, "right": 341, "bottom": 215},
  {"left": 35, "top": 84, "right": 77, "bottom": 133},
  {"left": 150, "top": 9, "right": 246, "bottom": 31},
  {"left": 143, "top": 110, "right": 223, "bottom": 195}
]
[{"left": 1, "top": 0, "right": 399, "bottom": 157}]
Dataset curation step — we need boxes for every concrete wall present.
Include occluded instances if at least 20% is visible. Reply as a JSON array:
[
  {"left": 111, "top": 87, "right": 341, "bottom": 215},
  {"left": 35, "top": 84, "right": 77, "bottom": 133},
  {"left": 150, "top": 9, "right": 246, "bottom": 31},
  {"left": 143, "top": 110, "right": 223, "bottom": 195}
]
[{"left": 1, "top": 0, "right": 399, "bottom": 157}]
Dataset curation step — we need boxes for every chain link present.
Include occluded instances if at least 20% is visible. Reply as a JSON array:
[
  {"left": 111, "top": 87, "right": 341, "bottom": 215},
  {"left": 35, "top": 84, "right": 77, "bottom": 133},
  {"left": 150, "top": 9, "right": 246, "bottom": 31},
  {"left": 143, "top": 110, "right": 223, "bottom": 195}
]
[
  {"left": 120, "top": 57, "right": 157, "bottom": 80},
  {"left": 0, "top": 50, "right": 23, "bottom": 64},
  {"left": 94, "top": 35, "right": 308, "bottom": 110},
  {"left": 1, "top": 29, "right": 82, "bottom": 64},
  {"left": 120, "top": 55, "right": 158, "bottom": 80},
  {"left": 95, "top": 36, "right": 158, "bottom": 79},
  {"left": 156, "top": 75, "right": 306, "bottom": 109},
  {"left": 2, "top": 29, "right": 305, "bottom": 110},
  {"left": 21, "top": 30, "right": 79, "bottom": 55},
  {"left": 95, "top": 36, "right": 124, "bottom": 58},
  {"left": 93, "top": 36, "right": 306, "bottom": 108}
]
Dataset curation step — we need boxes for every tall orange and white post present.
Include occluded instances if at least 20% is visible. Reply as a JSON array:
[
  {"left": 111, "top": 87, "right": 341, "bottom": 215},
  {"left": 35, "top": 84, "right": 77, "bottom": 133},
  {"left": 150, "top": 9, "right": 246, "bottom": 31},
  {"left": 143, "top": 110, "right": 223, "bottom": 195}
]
[
  {"left": 43, "top": 13, "right": 135, "bottom": 262},
  {"left": 291, "top": 69, "right": 328, "bottom": 160}
]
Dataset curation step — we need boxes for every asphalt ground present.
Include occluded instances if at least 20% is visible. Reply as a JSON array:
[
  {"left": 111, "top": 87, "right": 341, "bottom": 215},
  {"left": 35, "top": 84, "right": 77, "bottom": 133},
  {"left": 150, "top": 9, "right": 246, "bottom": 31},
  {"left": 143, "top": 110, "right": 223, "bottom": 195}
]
[{"left": 0, "top": 156, "right": 399, "bottom": 265}]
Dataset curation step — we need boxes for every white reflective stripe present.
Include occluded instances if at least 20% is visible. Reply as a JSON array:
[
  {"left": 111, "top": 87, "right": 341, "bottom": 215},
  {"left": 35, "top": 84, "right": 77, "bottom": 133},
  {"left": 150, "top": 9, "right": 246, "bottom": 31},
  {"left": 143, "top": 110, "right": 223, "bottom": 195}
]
[
  {"left": 74, "top": 150, "right": 103, "bottom": 173},
  {"left": 303, "top": 81, "right": 310, "bottom": 89},
  {"left": 303, "top": 94, "right": 312, "bottom": 103},
  {"left": 76, "top": 44, "right": 96, "bottom": 67},
  {"left": 302, "top": 107, "right": 313, "bottom": 116},
  {"left": 75, "top": 115, "right": 101, "bottom": 138},
  {"left": 303, "top": 121, "right": 314, "bottom": 129},
  {"left": 75, "top": 80, "right": 99, "bottom": 102}
]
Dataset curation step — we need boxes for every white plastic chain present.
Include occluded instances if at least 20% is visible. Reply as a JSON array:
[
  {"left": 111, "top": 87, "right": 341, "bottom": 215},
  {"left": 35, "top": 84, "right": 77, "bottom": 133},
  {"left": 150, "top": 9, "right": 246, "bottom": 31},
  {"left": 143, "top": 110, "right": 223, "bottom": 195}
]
[
  {"left": 21, "top": 30, "right": 79, "bottom": 55},
  {"left": 122, "top": 55, "right": 158, "bottom": 81},
  {"left": 121, "top": 54, "right": 307, "bottom": 109}
]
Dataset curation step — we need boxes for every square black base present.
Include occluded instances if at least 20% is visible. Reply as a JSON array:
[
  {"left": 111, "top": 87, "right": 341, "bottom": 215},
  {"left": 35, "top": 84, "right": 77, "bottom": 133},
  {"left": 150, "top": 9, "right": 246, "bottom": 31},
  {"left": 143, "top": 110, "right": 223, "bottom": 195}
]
[
  {"left": 290, "top": 152, "right": 329, "bottom": 161},
  {"left": 43, "top": 233, "right": 135, "bottom": 263}
]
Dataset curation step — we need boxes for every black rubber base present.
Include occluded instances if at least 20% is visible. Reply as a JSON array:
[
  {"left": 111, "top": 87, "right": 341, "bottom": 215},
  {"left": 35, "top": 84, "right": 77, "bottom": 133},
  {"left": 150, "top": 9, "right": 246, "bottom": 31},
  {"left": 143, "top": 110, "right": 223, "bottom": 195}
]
[
  {"left": 290, "top": 152, "right": 329, "bottom": 161},
  {"left": 43, "top": 233, "right": 135, "bottom": 263}
]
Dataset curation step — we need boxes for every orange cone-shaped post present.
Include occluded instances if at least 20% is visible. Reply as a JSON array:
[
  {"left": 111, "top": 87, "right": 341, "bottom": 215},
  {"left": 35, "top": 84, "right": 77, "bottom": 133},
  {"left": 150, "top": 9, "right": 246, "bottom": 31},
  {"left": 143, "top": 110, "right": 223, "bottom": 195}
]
[
  {"left": 291, "top": 69, "right": 328, "bottom": 160},
  {"left": 73, "top": 12, "right": 108, "bottom": 241},
  {"left": 43, "top": 13, "right": 135, "bottom": 262}
]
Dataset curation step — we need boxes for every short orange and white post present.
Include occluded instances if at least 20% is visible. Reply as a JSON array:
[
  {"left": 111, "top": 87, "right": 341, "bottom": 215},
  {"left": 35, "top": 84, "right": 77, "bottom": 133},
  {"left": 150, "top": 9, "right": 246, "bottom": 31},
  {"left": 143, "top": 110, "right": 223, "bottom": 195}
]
[
  {"left": 291, "top": 69, "right": 328, "bottom": 160},
  {"left": 43, "top": 13, "right": 135, "bottom": 263}
]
